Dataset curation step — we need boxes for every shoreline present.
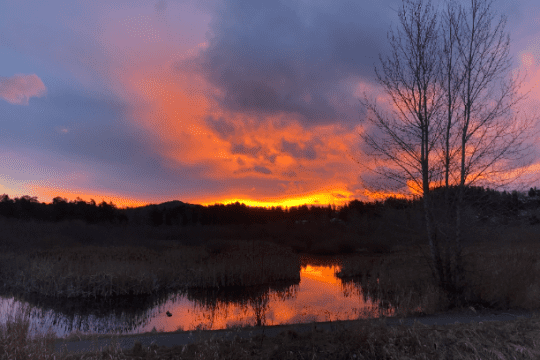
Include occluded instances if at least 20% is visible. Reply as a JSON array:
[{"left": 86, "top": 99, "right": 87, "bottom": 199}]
[{"left": 51, "top": 307, "right": 540, "bottom": 355}]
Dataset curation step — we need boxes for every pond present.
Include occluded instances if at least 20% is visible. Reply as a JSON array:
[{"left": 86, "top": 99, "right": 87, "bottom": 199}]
[{"left": 0, "top": 255, "right": 397, "bottom": 340}]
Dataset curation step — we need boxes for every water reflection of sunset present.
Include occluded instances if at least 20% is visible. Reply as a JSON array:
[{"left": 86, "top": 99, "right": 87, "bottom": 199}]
[
  {"left": 301, "top": 265, "right": 342, "bottom": 286},
  {"left": 134, "top": 258, "right": 393, "bottom": 335}
]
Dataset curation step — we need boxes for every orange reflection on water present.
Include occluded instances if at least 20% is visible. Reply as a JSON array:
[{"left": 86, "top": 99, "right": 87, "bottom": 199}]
[
  {"left": 141, "top": 258, "right": 395, "bottom": 333},
  {"left": 301, "top": 265, "right": 342, "bottom": 286}
]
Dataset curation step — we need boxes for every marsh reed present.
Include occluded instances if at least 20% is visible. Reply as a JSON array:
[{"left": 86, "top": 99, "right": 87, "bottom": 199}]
[
  {"left": 0, "top": 240, "right": 300, "bottom": 298},
  {"left": 337, "top": 237, "right": 540, "bottom": 318}
]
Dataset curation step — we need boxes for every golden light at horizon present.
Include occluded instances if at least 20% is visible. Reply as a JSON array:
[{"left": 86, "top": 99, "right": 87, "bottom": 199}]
[
  {"left": 7, "top": 185, "right": 354, "bottom": 209},
  {"left": 198, "top": 188, "right": 354, "bottom": 208}
]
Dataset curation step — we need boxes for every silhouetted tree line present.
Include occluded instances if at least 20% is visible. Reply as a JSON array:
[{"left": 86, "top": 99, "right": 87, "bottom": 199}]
[
  {"left": 1, "top": 186, "right": 539, "bottom": 227},
  {"left": 135, "top": 202, "right": 338, "bottom": 227},
  {"left": 429, "top": 186, "right": 540, "bottom": 219},
  {"left": 0, "top": 195, "right": 127, "bottom": 224}
]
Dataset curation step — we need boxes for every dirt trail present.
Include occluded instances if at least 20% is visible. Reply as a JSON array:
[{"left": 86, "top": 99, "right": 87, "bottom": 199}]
[{"left": 51, "top": 308, "right": 537, "bottom": 355}]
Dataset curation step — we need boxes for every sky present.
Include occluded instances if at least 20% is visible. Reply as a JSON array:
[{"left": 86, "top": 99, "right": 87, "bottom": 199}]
[{"left": 1, "top": 0, "right": 539, "bottom": 208}]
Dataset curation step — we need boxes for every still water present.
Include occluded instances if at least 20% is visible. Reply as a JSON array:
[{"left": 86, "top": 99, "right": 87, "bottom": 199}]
[{"left": 0, "top": 255, "right": 395, "bottom": 340}]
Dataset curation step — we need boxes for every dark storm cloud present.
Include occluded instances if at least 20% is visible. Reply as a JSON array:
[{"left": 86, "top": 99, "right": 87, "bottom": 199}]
[
  {"left": 280, "top": 139, "right": 317, "bottom": 160},
  {"left": 283, "top": 170, "right": 297, "bottom": 178},
  {"left": 253, "top": 165, "right": 272, "bottom": 174},
  {"left": 205, "top": 115, "right": 236, "bottom": 138},
  {"left": 266, "top": 154, "right": 277, "bottom": 163},
  {"left": 234, "top": 165, "right": 272, "bottom": 175},
  {"left": 231, "top": 143, "right": 262, "bottom": 157},
  {"left": 181, "top": 0, "right": 396, "bottom": 126}
]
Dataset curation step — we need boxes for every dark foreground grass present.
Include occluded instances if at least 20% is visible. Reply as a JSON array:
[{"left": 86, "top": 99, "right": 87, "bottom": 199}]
[{"left": 3, "top": 304, "right": 540, "bottom": 359}]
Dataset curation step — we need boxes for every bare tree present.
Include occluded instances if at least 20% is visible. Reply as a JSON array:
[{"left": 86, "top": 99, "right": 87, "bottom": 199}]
[
  {"left": 438, "top": 0, "right": 533, "bottom": 303},
  {"left": 359, "top": 0, "right": 448, "bottom": 296},
  {"left": 360, "top": 0, "right": 535, "bottom": 305}
]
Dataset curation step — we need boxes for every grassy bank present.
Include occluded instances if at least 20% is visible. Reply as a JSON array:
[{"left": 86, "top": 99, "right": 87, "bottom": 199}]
[
  {"left": 0, "top": 239, "right": 299, "bottom": 298},
  {"left": 0, "top": 213, "right": 538, "bottom": 302}
]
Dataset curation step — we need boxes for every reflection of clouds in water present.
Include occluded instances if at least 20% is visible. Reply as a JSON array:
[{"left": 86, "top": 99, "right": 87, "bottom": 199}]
[{"left": 0, "top": 260, "right": 397, "bottom": 339}]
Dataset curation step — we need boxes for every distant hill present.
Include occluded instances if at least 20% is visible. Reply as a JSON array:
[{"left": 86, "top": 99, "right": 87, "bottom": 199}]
[{"left": 145, "top": 200, "right": 188, "bottom": 210}]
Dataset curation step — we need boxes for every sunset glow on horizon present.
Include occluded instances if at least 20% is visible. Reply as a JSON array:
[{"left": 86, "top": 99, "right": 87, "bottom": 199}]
[{"left": 1, "top": 0, "right": 539, "bottom": 208}]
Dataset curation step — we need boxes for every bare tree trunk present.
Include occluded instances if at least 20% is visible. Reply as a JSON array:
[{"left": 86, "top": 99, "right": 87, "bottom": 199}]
[
  {"left": 453, "top": 185, "right": 465, "bottom": 303},
  {"left": 423, "top": 192, "right": 445, "bottom": 292}
]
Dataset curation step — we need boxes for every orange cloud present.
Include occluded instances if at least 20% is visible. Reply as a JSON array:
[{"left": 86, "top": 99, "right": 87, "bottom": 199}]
[
  {"left": 109, "top": 47, "right": 368, "bottom": 206},
  {"left": 71, "top": 12, "right": 378, "bottom": 207}
]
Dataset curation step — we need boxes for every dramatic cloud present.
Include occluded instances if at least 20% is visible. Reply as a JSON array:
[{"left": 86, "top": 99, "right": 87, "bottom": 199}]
[
  {"left": 231, "top": 143, "right": 262, "bottom": 157},
  {"left": 0, "top": 74, "right": 47, "bottom": 105},
  {"left": 179, "top": 0, "right": 394, "bottom": 126}
]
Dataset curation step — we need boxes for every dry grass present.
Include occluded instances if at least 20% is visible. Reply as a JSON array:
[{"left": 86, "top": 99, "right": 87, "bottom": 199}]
[
  {"left": 0, "top": 302, "right": 59, "bottom": 359},
  {"left": 460, "top": 241, "right": 540, "bottom": 310},
  {"left": 337, "top": 247, "right": 444, "bottom": 318},
  {"left": 0, "top": 240, "right": 300, "bottom": 298},
  {"left": 173, "top": 314, "right": 540, "bottom": 360},
  {"left": 3, "top": 306, "right": 540, "bottom": 359},
  {"left": 337, "top": 238, "right": 540, "bottom": 319}
]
